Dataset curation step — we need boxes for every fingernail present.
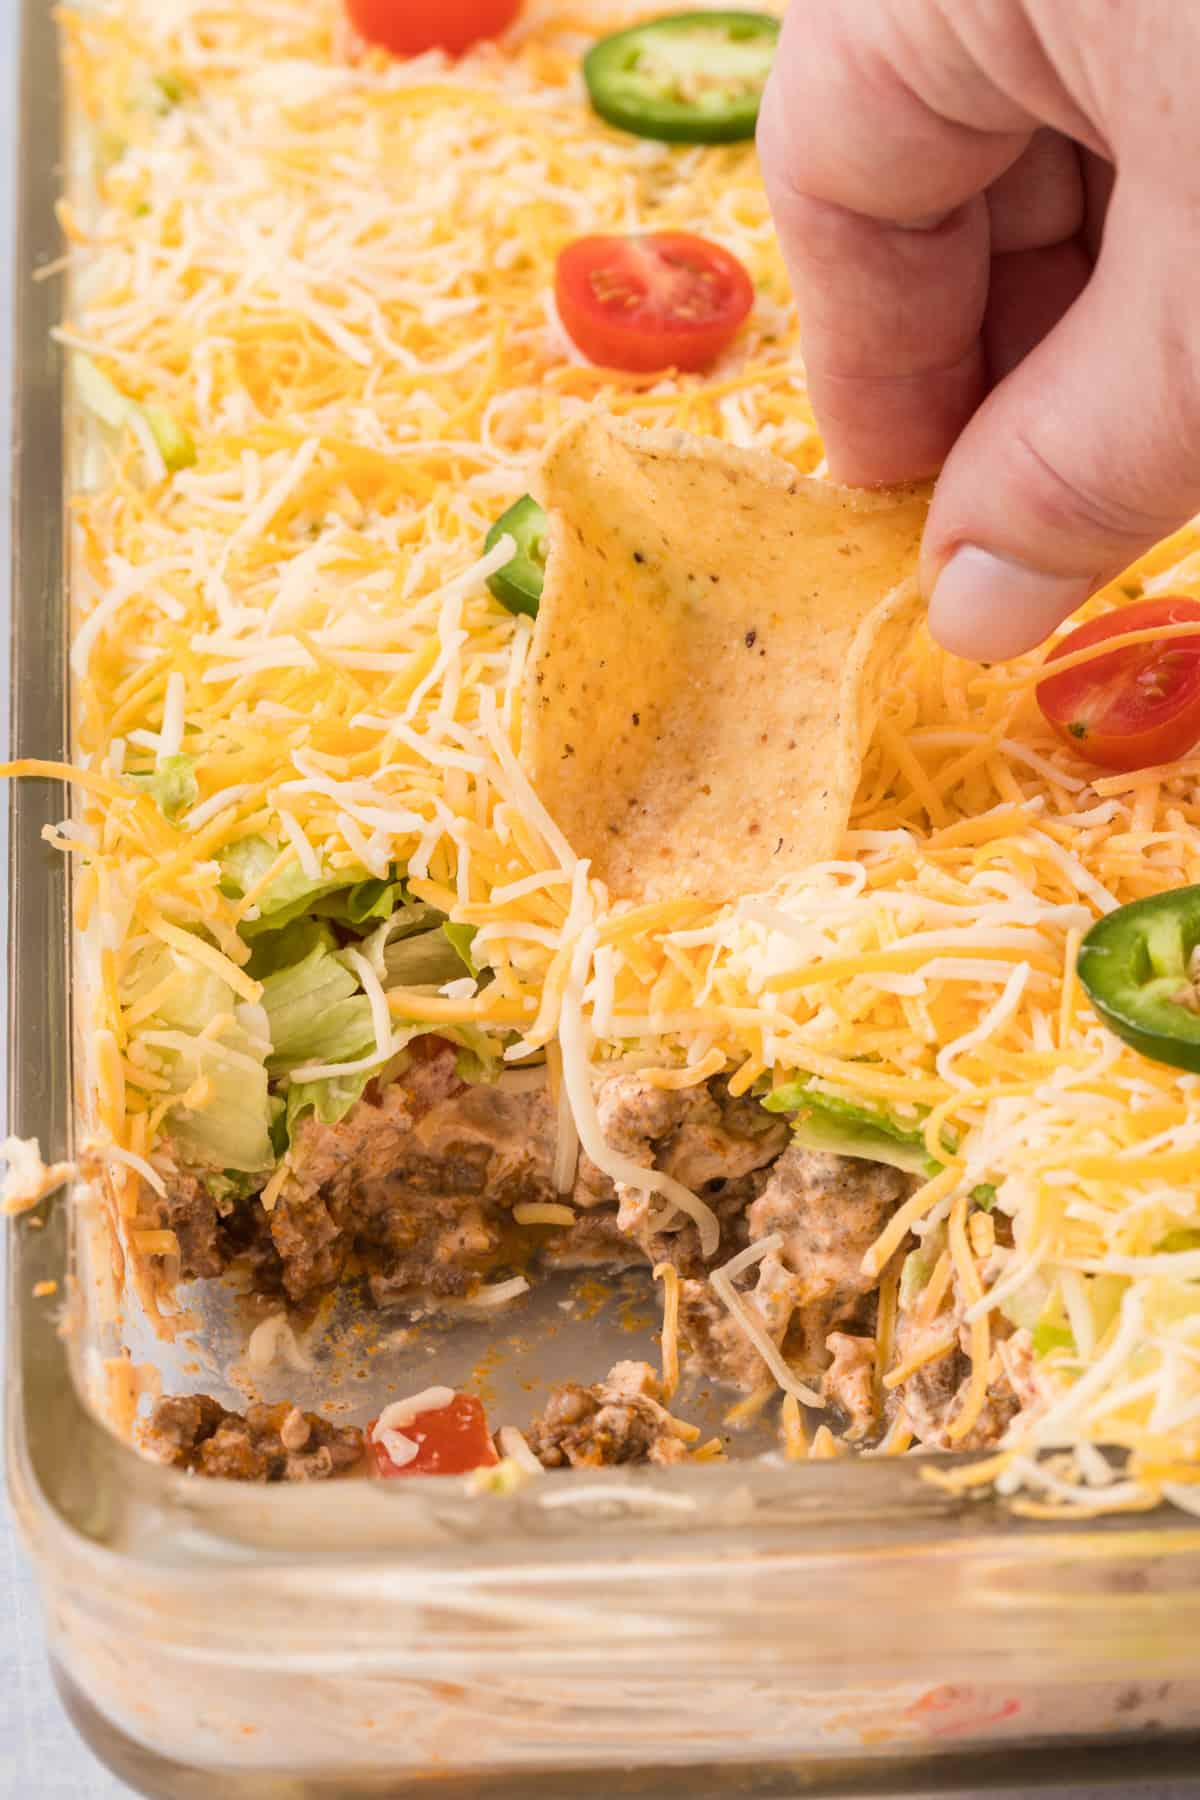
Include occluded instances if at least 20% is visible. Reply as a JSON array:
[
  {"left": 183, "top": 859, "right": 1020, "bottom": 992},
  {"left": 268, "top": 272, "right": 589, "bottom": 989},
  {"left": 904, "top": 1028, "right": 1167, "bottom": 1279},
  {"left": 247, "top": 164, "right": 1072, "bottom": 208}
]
[{"left": 927, "top": 546, "right": 1092, "bottom": 661}]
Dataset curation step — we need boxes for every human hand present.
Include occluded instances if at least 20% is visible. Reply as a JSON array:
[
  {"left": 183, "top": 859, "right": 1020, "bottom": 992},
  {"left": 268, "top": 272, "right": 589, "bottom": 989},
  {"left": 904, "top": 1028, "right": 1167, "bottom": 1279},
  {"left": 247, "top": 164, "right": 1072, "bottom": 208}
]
[{"left": 758, "top": 0, "right": 1200, "bottom": 659}]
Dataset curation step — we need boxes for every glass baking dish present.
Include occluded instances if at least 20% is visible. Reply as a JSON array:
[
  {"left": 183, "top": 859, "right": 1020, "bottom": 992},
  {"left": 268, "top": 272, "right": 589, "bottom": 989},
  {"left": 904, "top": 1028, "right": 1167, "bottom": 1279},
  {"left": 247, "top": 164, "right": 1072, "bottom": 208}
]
[{"left": 9, "top": 2, "right": 1200, "bottom": 1794}]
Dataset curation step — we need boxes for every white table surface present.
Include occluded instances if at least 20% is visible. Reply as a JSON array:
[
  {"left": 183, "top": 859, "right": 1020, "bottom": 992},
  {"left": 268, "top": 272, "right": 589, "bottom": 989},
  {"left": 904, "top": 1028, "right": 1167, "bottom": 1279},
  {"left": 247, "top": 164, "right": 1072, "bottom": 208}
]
[{"left": 2, "top": 2, "right": 1200, "bottom": 1795}]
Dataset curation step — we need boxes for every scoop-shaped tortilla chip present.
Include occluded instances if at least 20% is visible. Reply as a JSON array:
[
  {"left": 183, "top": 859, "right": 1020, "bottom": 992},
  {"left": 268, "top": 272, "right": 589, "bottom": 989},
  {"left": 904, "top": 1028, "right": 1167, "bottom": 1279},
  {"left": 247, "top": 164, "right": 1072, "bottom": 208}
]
[{"left": 521, "top": 416, "right": 928, "bottom": 905}]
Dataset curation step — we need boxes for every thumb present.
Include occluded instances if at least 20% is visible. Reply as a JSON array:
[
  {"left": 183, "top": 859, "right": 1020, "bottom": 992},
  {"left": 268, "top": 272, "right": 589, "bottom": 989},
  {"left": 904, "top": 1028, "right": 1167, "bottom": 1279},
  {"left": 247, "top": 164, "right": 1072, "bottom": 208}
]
[{"left": 924, "top": 193, "right": 1200, "bottom": 660}]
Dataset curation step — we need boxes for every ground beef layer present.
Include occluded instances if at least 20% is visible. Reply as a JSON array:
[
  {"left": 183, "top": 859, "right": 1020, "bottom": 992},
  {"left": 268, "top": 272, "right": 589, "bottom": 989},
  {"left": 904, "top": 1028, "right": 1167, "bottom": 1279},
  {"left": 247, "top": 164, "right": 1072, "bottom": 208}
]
[
  {"left": 145, "top": 1394, "right": 364, "bottom": 1481},
  {"left": 147, "top": 1046, "right": 1021, "bottom": 1451}
]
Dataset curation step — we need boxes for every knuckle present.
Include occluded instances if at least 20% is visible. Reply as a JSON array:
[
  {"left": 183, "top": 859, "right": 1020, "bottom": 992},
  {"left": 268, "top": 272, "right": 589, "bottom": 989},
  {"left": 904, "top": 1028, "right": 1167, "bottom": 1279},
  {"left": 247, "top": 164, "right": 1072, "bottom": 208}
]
[{"left": 1007, "top": 425, "right": 1189, "bottom": 550}]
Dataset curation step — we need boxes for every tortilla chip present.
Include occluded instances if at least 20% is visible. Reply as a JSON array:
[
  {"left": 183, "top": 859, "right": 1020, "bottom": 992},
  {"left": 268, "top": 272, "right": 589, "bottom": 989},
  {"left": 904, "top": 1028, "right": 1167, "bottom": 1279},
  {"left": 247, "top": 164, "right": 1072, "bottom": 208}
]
[{"left": 521, "top": 415, "right": 929, "bottom": 905}]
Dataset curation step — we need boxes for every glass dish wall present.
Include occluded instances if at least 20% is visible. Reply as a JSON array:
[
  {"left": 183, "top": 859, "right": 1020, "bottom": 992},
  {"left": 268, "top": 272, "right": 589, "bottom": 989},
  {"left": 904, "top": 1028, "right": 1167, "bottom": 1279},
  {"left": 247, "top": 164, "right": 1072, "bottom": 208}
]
[{"left": 8, "top": 1, "right": 1200, "bottom": 1793}]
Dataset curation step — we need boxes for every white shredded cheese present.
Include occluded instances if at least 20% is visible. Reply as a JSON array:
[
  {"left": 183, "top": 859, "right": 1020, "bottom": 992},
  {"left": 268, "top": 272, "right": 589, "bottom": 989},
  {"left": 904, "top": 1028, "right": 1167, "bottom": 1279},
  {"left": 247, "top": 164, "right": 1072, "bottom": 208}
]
[{"left": 710, "top": 1233, "right": 823, "bottom": 1408}]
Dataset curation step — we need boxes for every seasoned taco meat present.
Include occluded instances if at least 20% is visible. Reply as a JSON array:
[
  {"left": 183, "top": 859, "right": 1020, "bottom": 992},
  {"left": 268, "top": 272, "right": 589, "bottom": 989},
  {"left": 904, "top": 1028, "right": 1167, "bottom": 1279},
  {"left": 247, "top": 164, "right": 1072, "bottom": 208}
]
[
  {"left": 150, "top": 1053, "right": 918, "bottom": 1409},
  {"left": 890, "top": 1301, "right": 1022, "bottom": 1452},
  {"left": 202, "top": 1058, "right": 794, "bottom": 1311},
  {"left": 823, "top": 1331, "right": 878, "bottom": 1441},
  {"left": 677, "top": 1252, "right": 803, "bottom": 1391},
  {"left": 269, "top": 1045, "right": 558, "bottom": 1303},
  {"left": 577, "top": 1072, "right": 787, "bottom": 1243},
  {"left": 149, "top": 1162, "right": 224, "bottom": 1280},
  {"left": 145, "top": 1394, "right": 364, "bottom": 1481},
  {"left": 527, "top": 1360, "right": 693, "bottom": 1469},
  {"left": 747, "top": 1144, "right": 909, "bottom": 1363},
  {"left": 676, "top": 1143, "right": 911, "bottom": 1393}
]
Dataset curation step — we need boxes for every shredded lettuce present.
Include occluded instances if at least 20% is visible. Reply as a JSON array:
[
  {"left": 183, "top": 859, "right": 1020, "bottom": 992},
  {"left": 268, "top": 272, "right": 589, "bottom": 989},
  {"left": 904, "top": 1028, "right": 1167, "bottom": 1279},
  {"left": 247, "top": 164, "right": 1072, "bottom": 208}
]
[
  {"left": 281, "top": 1019, "right": 507, "bottom": 1145},
  {"left": 1155, "top": 1228, "right": 1200, "bottom": 1254},
  {"left": 284, "top": 1064, "right": 378, "bottom": 1140},
  {"left": 1032, "top": 1321, "right": 1076, "bottom": 1358},
  {"left": 151, "top": 69, "right": 187, "bottom": 108},
  {"left": 155, "top": 1031, "right": 276, "bottom": 1173},
  {"left": 1005, "top": 1272, "right": 1124, "bottom": 1346},
  {"left": 379, "top": 896, "right": 443, "bottom": 938},
  {"left": 221, "top": 836, "right": 355, "bottom": 935},
  {"left": 448, "top": 1025, "right": 506, "bottom": 1083},
  {"left": 315, "top": 874, "right": 410, "bottom": 929},
  {"left": 246, "top": 915, "right": 337, "bottom": 982},
  {"left": 443, "top": 921, "right": 479, "bottom": 977},
  {"left": 125, "top": 946, "right": 274, "bottom": 1172},
  {"left": 74, "top": 355, "right": 129, "bottom": 430},
  {"left": 196, "top": 852, "right": 501, "bottom": 1156},
  {"left": 260, "top": 941, "right": 376, "bottom": 1073},
  {"left": 898, "top": 1222, "right": 947, "bottom": 1308},
  {"left": 74, "top": 354, "right": 195, "bottom": 474},
  {"left": 998, "top": 1272, "right": 1055, "bottom": 1334},
  {"left": 221, "top": 839, "right": 414, "bottom": 938},
  {"left": 202, "top": 1168, "right": 265, "bottom": 1213},
  {"left": 970, "top": 1182, "right": 998, "bottom": 1211},
  {"left": 143, "top": 402, "right": 196, "bottom": 472},
  {"left": 128, "top": 753, "right": 197, "bottom": 822},
  {"left": 384, "top": 926, "right": 470, "bottom": 988},
  {"left": 763, "top": 1079, "right": 944, "bottom": 1176},
  {"left": 284, "top": 1039, "right": 427, "bottom": 1140}
]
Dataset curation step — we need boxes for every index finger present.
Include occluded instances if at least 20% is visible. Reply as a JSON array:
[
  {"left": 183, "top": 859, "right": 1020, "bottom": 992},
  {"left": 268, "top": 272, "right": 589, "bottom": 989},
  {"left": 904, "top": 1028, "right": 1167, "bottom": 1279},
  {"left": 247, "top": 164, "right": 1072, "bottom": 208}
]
[{"left": 757, "top": 2, "right": 1030, "bottom": 484}]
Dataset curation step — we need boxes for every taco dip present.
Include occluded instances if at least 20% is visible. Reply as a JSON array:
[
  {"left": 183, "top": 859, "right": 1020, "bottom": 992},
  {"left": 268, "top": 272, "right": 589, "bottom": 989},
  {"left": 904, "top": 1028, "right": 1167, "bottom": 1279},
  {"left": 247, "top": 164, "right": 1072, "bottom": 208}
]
[{"left": 11, "top": 2, "right": 1200, "bottom": 1785}]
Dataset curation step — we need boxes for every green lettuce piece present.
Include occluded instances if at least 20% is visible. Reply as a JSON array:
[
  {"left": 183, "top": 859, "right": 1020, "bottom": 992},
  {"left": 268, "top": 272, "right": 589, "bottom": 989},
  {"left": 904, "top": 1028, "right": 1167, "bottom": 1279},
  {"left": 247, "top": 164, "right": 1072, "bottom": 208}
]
[
  {"left": 282, "top": 1021, "right": 507, "bottom": 1146},
  {"left": 307, "top": 875, "right": 441, "bottom": 941},
  {"left": 220, "top": 835, "right": 359, "bottom": 936},
  {"left": 73, "top": 355, "right": 194, "bottom": 476},
  {"left": 1090, "top": 1275, "right": 1128, "bottom": 1341},
  {"left": 384, "top": 926, "right": 469, "bottom": 988},
  {"left": 143, "top": 402, "right": 196, "bottom": 472},
  {"left": 1155, "top": 1228, "right": 1200, "bottom": 1254},
  {"left": 999, "top": 1272, "right": 1055, "bottom": 1335},
  {"left": 202, "top": 1168, "right": 264, "bottom": 1214},
  {"left": 1015, "top": 1273, "right": 1124, "bottom": 1347},
  {"left": 449, "top": 1025, "right": 506, "bottom": 1083},
  {"left": 382, "top": 897, "right": 443, "bottom": 938},
  {"left": 246, "top": 915, "right": 337, "bottom": 982},
  {"left": 763, "top": 1080, "right": 944, "bottom": 1176},
  {"left": 155, "top": 1032, "right": 275, "bottom": 1173},
  {"left": 284, "top": 1041, "right": 421, "bottom": 1141},
  {"left": 898, "top": 1222, "right": 947, "bottom": 1309},
  {"left": 970, "top": 1182, "right": 998, "bottom": 1211},
  {"left": 313, "top": 874, "right": 410, "bottom": 929},
  {"left": 260, "top": 941, "right": 376, "bottom": 1073},
  {"left": 223, "top": 842, "right": 429, "bottom": 941},
  {"left": 126, "top": 945, "right": 273, "bottom": 1173},
  {"left": 443, "top": 921, "right": 479, "bottom": 977},
  {"left": 128, "top": 753, "right": 197, "bottom": 822},
  {"left": 98, "top": 128, "right": 129, "bottom": 171},
  {"left": 74, "top": 355, "right": 129, "bottom": 430},
  {"left": 1032, "top": 1321, "right": 1075, "bottom": 1359},
  {"left": 151, "top": 69, "right": 187, "bottom": 108},
  {"left": 284, "top": 1065, "right": 377, "bottom": 1141}
]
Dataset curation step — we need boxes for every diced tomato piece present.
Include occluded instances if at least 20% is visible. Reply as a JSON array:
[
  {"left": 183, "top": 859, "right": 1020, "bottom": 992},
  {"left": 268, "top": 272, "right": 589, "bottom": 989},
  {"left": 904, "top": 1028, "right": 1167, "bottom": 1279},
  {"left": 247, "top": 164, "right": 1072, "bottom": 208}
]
[
  {"left": 368, "top": 1393, "right": 499, "bottom": 1478},
  {"left": 1036, "top": 596, "right": 1200, "bottom": 772},
  {"left": 343, "top": 0, "right": 521, "bottom": 58}
]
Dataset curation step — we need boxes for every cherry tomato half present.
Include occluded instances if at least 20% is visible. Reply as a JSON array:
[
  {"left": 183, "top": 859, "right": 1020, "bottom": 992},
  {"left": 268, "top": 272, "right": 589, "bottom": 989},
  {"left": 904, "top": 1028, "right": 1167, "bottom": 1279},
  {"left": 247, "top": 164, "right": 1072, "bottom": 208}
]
[
  {"left": 554, "top": 231, "right": 754, "bottom": 374},
  {"left": 368, "top": 1393, "right": 498, "bottom": 1478},
  {"left": 344, "top": 0, "right": 521, "bottom": 58},
  {"left": 1036, "top": 596, "right": 1200, "bottom": 773}
]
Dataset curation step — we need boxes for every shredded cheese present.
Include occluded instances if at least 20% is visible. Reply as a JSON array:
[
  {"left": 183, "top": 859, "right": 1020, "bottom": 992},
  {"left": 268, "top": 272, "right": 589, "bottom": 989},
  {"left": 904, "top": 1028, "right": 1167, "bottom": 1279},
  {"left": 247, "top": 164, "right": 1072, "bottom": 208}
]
[
  {"left": 52, "top": 0, "right": 1200, "bottom": 1506},
  {"left": 497, "top": 1425, "right": 543, "bottom": 1473},
  {"left": 375, "top": 1386, "right": 456, "bottom": 1434},
  {"left": 340, "top": 945, "right": 394, "bottom": 1067},
  {"left": 710, "top": 1234, "right": 822, "bottom": 1407},
  {"left": 653, "top": 1260, "right": 681, "bottom": 1401}
]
